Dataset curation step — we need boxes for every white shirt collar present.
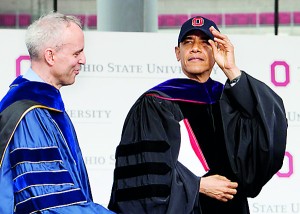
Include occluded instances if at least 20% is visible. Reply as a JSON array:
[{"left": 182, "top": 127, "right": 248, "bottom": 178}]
[{"left": 22, "top": 68, "right": 45, "bottom": 82}]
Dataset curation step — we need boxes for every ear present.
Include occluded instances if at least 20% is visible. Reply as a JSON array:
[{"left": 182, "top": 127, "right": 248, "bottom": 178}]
[
  {"left": 45, "top": 48, "right": 55, "bottom": 65},
  {"left": 175, "top": 46, "right": 180, "bottom": 61}
]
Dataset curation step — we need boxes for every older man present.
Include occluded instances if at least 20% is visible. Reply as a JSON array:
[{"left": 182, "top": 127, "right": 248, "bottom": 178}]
[{"left": 0, "top": 12, "right": 114, "bottom": 214}]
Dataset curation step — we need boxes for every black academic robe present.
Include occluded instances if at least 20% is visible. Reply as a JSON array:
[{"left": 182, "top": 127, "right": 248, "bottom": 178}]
[{"left": 108, "top": 71, "right": 287, "bottom": 214}]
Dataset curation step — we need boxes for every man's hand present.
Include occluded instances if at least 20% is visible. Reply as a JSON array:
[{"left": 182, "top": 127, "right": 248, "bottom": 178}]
[
  {"left": 208, "top": 26, "right": 241, "bottom": 81},
  {"left": 200, "top": 174, "right": 238, "bottom": 202}
]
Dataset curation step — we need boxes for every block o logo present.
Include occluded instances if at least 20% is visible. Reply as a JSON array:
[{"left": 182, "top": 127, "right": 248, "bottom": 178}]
[
  {"left": 276, "top": 152, "right": 293, "bottom": 178},
  {"left": 16, "top": 55, "right": 30, "bottom": 77},
  {"left": 271, "top": 61, "right": 290, "bottom": 87}
]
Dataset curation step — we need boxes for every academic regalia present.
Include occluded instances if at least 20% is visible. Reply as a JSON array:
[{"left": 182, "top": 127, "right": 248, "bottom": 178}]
[
  {"left": 0, "top": 76, "right": 113, "bottom": 214},
  {"left": 108, "top": 71, "right": 287, "bottom": 214}
]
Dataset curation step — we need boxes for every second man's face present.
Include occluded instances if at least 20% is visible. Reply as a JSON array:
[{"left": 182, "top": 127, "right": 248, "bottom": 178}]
[{"left": 175, "top": 30, "right": 215, "bottom": 81}]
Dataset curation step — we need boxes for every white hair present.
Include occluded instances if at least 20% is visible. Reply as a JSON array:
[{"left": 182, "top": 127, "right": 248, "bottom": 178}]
[{"left": 25, "top": 11, "right": 82, "bottom": 60}]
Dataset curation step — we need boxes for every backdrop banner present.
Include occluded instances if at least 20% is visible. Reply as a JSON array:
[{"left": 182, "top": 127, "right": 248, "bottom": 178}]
[{"left": 0, "top": 29, "right": 298, "bottom": 214}]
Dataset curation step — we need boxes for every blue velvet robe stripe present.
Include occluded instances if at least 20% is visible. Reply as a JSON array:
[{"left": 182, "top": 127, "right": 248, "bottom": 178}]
[
  {"left": 10, "top": 147, "right": 62, "bottom": 168},
  {"left": 14, "top": 170, "right": 74, "bottom": 192},
  {"left": 15, "top": 189, "right": 86, "bottom": 214},
  {"left": 149, "top": 78, "right": 224, "bottom": 104}
]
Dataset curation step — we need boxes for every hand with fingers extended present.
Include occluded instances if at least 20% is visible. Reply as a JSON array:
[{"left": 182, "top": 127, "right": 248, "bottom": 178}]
[
  {"left": 199, "top": 174, "right": 238, "bottom": 202},
  {"left": 208, "top": 26, "right": 241, "bottom": 81}
]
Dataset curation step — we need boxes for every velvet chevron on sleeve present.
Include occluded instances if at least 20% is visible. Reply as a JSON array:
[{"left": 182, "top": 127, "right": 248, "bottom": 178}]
[{"left": 109, "top": 94, "right": 201, "bottom": 214}]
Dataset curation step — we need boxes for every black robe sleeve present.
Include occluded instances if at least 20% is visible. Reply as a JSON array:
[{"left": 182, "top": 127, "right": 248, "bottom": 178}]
[
  {"left": 220, "top": 71, "right": 288, "bottom": 197},
  {"left": 108, "top": 94, "right": 201, "bottom": 214}
]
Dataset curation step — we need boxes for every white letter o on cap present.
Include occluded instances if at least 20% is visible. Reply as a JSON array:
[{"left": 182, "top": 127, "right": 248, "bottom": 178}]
[{"left": 192, "top": 17, "right": 204, "bottom": 26}]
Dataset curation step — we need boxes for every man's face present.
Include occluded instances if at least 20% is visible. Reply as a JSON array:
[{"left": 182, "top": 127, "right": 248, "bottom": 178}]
[
  {"left": 51, "top": 22, "right": 86, "bottom": 88},
  {"left": 175, "top": 30, "right": 215, "bottom": 82}
]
